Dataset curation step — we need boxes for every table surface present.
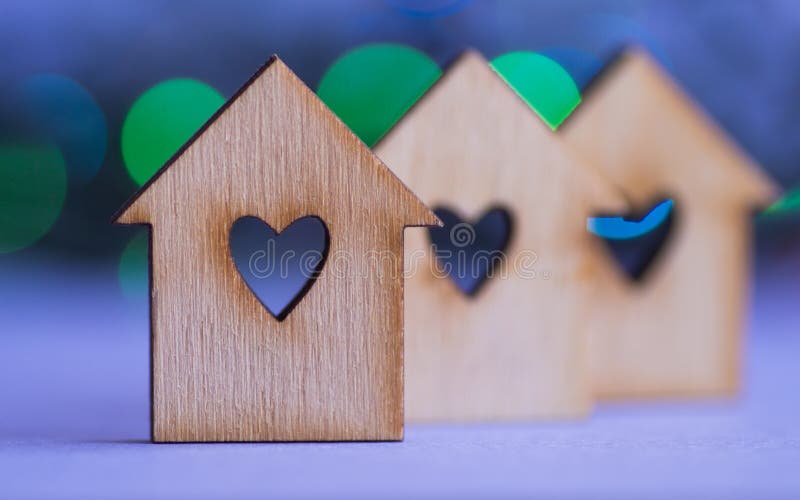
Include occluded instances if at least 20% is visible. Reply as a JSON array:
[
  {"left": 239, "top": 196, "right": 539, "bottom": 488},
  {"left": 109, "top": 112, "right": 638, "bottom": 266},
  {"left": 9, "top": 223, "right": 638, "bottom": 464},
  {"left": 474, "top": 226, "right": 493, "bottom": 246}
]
[{"left": 1, "top": 257, "right": 799, "bottom": 499}]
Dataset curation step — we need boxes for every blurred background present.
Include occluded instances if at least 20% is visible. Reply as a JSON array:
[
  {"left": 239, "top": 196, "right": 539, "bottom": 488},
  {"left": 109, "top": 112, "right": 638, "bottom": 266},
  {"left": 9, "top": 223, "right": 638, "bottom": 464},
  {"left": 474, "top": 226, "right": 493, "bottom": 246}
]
[{"left": 1, "top": 1, "right": 800, "bottom": 498}]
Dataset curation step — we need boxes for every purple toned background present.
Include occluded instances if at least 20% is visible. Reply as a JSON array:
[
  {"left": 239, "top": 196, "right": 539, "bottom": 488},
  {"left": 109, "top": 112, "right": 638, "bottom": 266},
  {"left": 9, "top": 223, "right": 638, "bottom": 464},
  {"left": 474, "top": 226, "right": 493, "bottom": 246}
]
[{"left": 2, "top": 1, "right": 800, "bottom": 498}]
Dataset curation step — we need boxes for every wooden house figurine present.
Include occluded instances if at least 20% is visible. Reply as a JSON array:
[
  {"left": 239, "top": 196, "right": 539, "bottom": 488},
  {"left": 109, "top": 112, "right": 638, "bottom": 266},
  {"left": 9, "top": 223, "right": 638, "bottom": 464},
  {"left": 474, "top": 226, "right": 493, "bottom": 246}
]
[
  {"left": 562, "top": 48, "right": 778, "bottom": 399},
  {"left": 374, "top": 51, "right": 627, "bottom": 421},
  {"left": 113, "top": 57, "right": 439, "bottom": 442}
]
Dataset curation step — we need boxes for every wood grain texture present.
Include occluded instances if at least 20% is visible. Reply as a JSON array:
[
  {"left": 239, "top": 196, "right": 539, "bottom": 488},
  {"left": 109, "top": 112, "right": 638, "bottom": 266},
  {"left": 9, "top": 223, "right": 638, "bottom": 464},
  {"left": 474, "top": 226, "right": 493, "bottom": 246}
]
[
  {"left": 562, "top": 48, "right": 779, "bottom": 399},
  {"left": 375, "top": 51, "right": 627, "bottom": 422},
  {"left": 114, "top": 57, "right": 439, "bottom": 442}
]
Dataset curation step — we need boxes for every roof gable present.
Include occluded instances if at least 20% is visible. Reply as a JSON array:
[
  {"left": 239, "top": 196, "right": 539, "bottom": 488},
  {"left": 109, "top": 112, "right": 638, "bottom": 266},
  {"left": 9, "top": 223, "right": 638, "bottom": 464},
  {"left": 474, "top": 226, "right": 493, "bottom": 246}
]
[
  {"left": 562, "top": 48, "right": 778, "bottom": 209},
  {"left": 114, "top": 56, "right": 438, "bottom": 227},
  {"left": 376, "top": 50, "right": 626, "bottom": 216}
]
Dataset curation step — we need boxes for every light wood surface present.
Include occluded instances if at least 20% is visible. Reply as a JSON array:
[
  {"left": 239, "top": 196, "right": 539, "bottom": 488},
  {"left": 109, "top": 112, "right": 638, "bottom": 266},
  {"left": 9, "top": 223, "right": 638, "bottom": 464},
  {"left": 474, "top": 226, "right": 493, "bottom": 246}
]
[
  {"left": 375, "top": 51, "right": 627, "bottom": 422},
  {"left": 562, "top": 48, "right": 779, "bottom": 399},
  {"left": 114, "top": 57, "right": 439, "bottom": 442}
]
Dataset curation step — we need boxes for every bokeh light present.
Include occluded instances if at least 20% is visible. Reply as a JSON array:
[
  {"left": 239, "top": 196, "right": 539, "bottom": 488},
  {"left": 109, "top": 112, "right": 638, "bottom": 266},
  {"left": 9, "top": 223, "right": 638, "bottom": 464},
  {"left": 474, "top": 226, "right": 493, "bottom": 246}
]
[
  {"left": 588, "top": 199, "right": 674, "bottom": 240},
  {"left": 17, "top": 74, "right": 107, "bottom": 185},
  {"left": 0, "top": 144, "right": 67, "bottom": 253},
  {"left": 317, "top": 44, "right": 441, "bottom": 146},
  {"left": 764, "top": 187, "right": 800, "bottom": 215},
  {"left": 539, "top": 47, "right": 604, "bottom": 90},
  {"left": 490, "top": 51, "right": 581, "bottom": 129},
  {"left": 118, "top": 231, "right": 149, "bottom": 301},
  {"left": 121, "top": 79, "right": 225, "bottom": 186}
]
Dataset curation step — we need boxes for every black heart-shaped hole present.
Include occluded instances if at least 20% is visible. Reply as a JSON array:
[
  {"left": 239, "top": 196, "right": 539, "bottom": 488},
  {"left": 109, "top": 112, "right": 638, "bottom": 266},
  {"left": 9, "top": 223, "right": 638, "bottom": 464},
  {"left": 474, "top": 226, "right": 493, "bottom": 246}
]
[
  {"left": 427, "top": 206, "right": 513, "bottom": 296},
  {"left": 588, "top": 199, "right": 676, "bottom": 281},
  {"left": 229, "top": 216, "right": 329, "bottom": 320}
]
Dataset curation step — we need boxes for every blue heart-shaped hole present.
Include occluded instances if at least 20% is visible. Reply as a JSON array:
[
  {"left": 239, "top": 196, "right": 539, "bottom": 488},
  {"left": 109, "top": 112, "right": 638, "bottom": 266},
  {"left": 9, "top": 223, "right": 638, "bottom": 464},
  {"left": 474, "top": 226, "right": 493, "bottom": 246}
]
[
  {"left": 427, "top": 206, "right": 513, "bottom": 296},
  {"left": 229, "top": 216, "right": 329, "bottom": 320},
  {"left": 587, "top": 199, "right": 676, "bottom": 281}
]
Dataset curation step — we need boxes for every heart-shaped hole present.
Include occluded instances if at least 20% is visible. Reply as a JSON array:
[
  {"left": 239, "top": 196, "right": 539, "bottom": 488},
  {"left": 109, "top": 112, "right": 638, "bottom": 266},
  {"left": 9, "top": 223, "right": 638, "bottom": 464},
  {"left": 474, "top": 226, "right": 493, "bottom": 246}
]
[
  {"left": 229, "top": 216, "right": 329, "bottom": 320},
  {"left": 588, "top": 199, "right": 676, "bottom": 281},
  {"left": 427, "top": 206, "right": 513, "bottom": 296}
]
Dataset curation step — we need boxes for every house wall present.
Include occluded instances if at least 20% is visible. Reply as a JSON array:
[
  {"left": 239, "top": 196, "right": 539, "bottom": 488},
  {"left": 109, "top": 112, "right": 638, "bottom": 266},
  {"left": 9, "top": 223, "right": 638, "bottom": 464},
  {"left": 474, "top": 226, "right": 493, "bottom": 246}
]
[{"left": 588, "top": 203, "right": 751, "bottom": 398}]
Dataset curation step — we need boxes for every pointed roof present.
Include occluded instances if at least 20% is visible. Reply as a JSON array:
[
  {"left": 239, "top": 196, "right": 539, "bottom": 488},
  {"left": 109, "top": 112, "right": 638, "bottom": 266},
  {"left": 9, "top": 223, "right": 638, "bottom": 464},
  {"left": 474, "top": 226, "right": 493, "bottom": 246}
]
[
  {"left": 376, "top": 50, "right": 627, "bottom": 215},
  {"left": 562, "top": 47, "right": 779, "bottom": 208},
  {"left": 114, "top": 56, "right": 438, "bottom": 227}
]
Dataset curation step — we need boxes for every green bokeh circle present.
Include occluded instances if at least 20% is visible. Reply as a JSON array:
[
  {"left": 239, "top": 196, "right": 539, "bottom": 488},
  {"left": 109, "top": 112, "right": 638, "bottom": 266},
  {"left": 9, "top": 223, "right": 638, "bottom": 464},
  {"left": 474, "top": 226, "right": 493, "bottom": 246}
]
[
  {"left": 317, "top": 44, "right": 441, "bottom": 146},
  {"left": 764, "top": 187, "right": 800, "bottom": 215},
  {"left": 121, "top": 79, "right": 225, "bottom": 186},
  {"left": 490, "top": 52, "right": 582, "bottom": 130},
  {"left": 0, "top": 144, "right": 67, "bottom": 253}
]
